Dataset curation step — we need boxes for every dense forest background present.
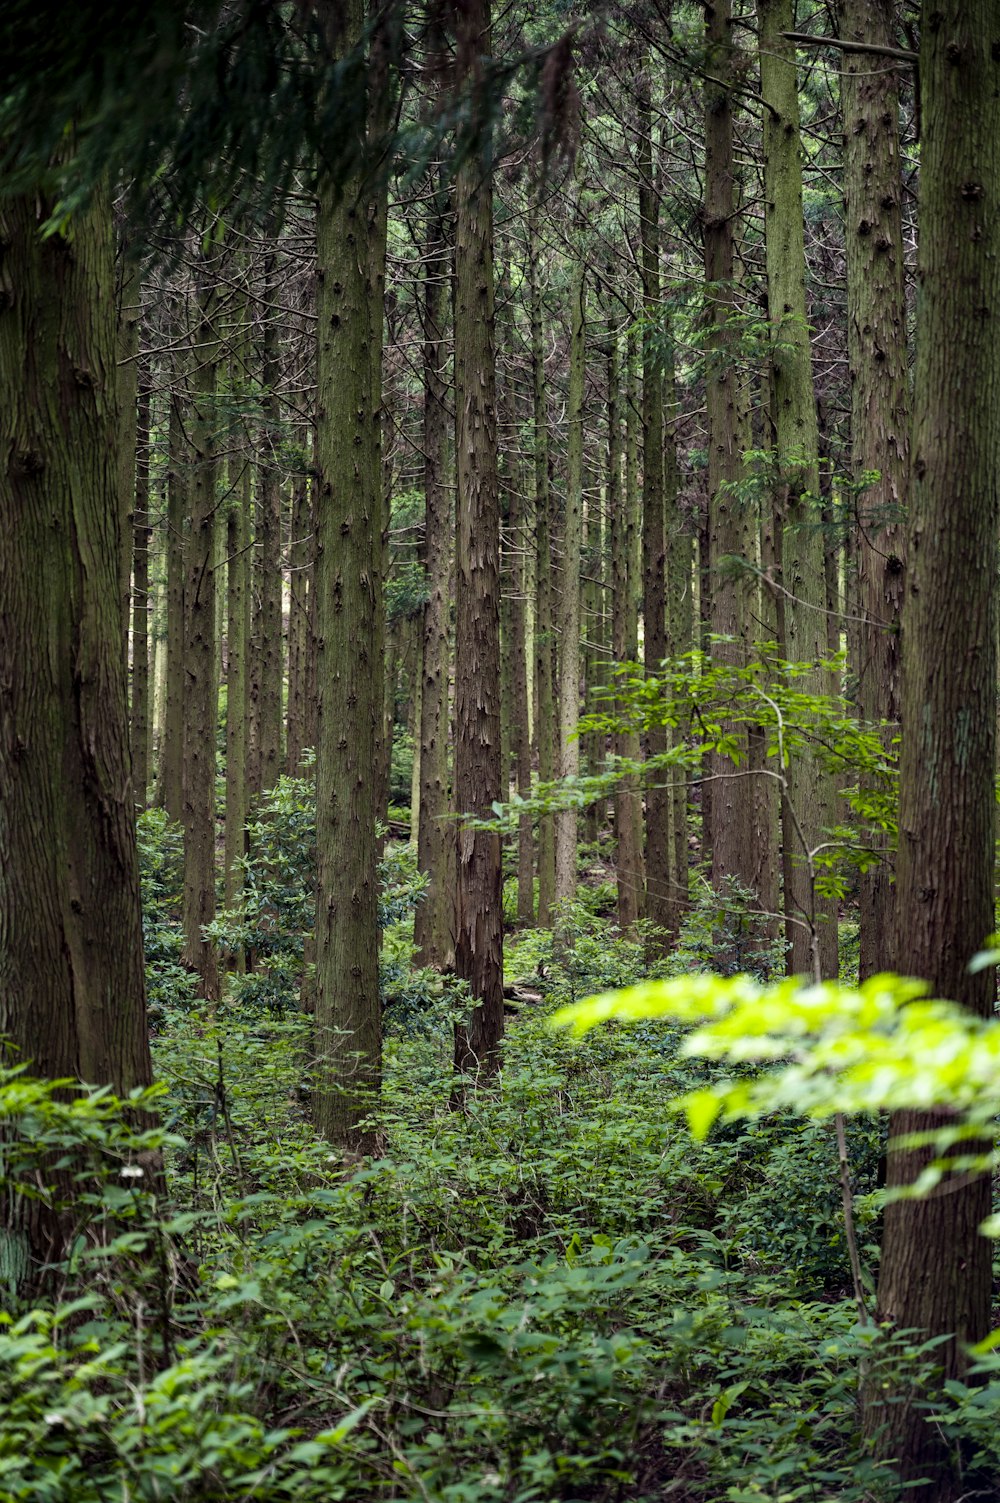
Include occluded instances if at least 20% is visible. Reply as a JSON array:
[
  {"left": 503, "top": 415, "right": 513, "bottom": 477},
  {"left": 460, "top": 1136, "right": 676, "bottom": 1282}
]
[{"left": 1, "top": 1, "right": 999, "bottom": 1499}]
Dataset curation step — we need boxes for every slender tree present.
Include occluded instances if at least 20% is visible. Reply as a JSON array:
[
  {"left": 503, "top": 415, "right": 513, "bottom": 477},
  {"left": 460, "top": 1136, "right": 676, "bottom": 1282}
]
[
  {"left": 554, "top": 190, "right": 586, "bottom": 917},
  {"left": 180, "top": 266, "right": 221, "bottom": 1003},
  {"left": 637, "top": 62, "right": 672, "bottom": 946},
  {"left": 414, "top": 164, "right": 455, "bottom": 967},
  {"left": 528, "top": 202, "right": 557, "bottom": 925},
  {"left": 758, "top": 0, "right": 838, "bottom": 979},
  {"left": 838, "top": 0, "right": 908, "bottom": 980},
  {"left": 452, "top": 0, "right": 504, "bottom": 1078}
]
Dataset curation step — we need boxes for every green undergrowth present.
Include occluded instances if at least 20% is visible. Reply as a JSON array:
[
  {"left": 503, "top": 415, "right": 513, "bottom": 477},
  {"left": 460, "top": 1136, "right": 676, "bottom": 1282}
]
[
  {"left": 0, "top": 814, "right": 919, "bottom": 1501},
  {"left": 0, "top": 999, "right": 897, "bottom": 1503}
]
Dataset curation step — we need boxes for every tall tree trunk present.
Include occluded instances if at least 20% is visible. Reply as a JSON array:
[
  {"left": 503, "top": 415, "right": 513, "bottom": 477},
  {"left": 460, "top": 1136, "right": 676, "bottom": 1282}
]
[
  {"left": 869, "top": 8, "right": 1000, "bottom": 1494},
  {"left": 0, "top": 183, "right": 154, "bottom": 1291},
  {"left": 839, "top": 0, "right": 908, "bottom": 980},
  {"left": 258, "top": 261, "right": 283, "bottom": 793},
  {"left": 638, "top": 67, "right": 672, "bottom": 948},
  {"left": 181, "top": 268, "right": 220, "bottom": 1003},
  {"left": 286, "top": 474, "right": 311, "bottom": 773},
  {"left": 554, "top": 210, "right": 585, "bottom": 917},
  {"left": 528, "top": 204, "right": 556, "bottom": 925},
  {"left": 224, "top": 331, "right": 251, "bottom": 916},
  {"left": 758, "top": 0, "right": 838, "bottom": 980},
  {"left": 414, "top": 172, "right": 455, "bottom": 967},
  {"left": 663, "top": 325, "right": 692, "bottom": 926},
  {"left": 705, "top": 0, "right": 756, "bottom": 903},
  {"left": 608, "top": 305, "right": 643, "bottom": 932},
  {"left": 509, "top": 403, "right": 535, "bottom": 927},
  {"left": 313, "top": 0, "right": 387, "bottom": 1151},
  {"left": 130, "top": 362, "right": 151, "bottom": 807},
  {"left": 452, "top": 0, "right": 504, "bottom": 1078},
  {"left": 160, "top": 381, "right": 186, "bottom": 821},
  {"left": 117, "top": 252, "right": 140, "bottom": 646}
]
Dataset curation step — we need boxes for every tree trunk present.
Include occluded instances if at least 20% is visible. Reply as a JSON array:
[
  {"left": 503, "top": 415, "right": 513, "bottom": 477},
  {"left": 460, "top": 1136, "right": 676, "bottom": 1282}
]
[
  {"left": 452, "top": 0, "right": 504, "bottom": 1079},
  {"left": 869, "top": 7, "right": 1000, "bottom": 1493},
  {"left": 258, "top": 260, "right": 283, "bottom": 793},
  {"left": 705, "top": 0, "right": 757, "bottom": 903},
  {"left": 608, "top": 305, "right": 643, "bottom": 932},
  {"left": 160, "top": 382, "right": 186, "bottom": 822},
  {"left": 224, "top": 332, "right": 251, "bottom": 917},
  {"left": 638, "top": 67, "right": 672, "bottom": 949},
  {"left": 181, "top": 266, "right": 220, "bottom": 1003},
  {"left": 286, "top": 474, "right": 311, "bottom": 774},
  {"left": 528, "top": 204, "right": 557, "bottom": 926},
  {"left": 839, "top": 0, "right": 908, "bottom": 980},
  {"left": 0, "top": 182, "right": 154, "bottom": 1291},
  {"left": 554, "top": 209, "right": 585, "bottom": 917},
  {"left": 313, "top": 0, "right": 386, "bottom": 1152},
  {"left": 414, "top": 173, "right": 455, "bottom": 967},
  {"left": 130, "top": 362, "right": 151, "bottom": 807},
  {"left": 758, "top": 0, "right": 838, "bottom": 980}
]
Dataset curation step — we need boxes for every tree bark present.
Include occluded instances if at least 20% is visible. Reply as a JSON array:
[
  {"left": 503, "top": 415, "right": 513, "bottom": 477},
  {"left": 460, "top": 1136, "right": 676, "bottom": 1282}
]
[
  {"left": 181, "top": 267, "right": 220, "bottom": 1003},
  {"left": 838, "top": 0, "right": 908, "bottom": 980},
  {"left": 869, "top": 6, "right": 1000, "bottom": 1493},
  {"left": 130, "top": 362, "right": 151, "bottom": 807},
  {"left": 414, "top": 170, "right": 455, "bottom": 967},
  {"left": 528, "top": 204, "right": 557, "bottom": 926},
  {"left": 313, "top": 0, "right": 386, "bottom": 1151},
  {"left": 758, "top": 0, "right": 838, "bottom": 979},
  {"left": 160, "top": 380, "right": 186, "bottom": 822},
  {"left": 452, "top": 0, "right": 504, "bottom": 1079},
  {"left": 608, "top": 304, "right": 643, "bottom": 932},
  {"left": 0, "top": 182, "right": 154, "bottom": 1290},
  {"left": 554, "top": 199, "right": 586, "bottom": 918},
  {"left": 705, "top": 0, "right": 757, "bottom": 904},
  {"left": 257, "top": 257, "right": 284, "bottom": 793},
  {"left": 638, "top": 66, "right": 672, "bottom": 949}
]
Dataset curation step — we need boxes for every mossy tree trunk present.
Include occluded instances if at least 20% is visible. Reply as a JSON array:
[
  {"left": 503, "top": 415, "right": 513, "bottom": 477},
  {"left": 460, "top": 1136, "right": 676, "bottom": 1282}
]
[
  {"left": 0, "top": 182, "right": 154, "bottom": 1289},
  {"left": 452, "top": 0, "right": 504, "bottom": 1078},
  {"left": 313, "top": 0, "right": 387, "bottom": 1151},
  {"left": 286, "top": 473, "right": 311, "bottom": 774},
  {"left": 608, "top": 302, "right": 643, "bottom": 932},
  {"left": 839, "top": 0, "right": 908, "bottom": 980},
  {"left": 869, "top": 7, "right": 1000, "bottom": 1494},
  {"left": 637, "top": 67, "right": 672, "bottom": 948},
  {"left": 758, "top": 0, "right": 838, "bottom": 979},
  {"left": 705, "top": 0, "right": 757, "bottom": 906},
  {"left": 414, "top": 166, "right": 455, "bottom": 967},
  {"left": 224, "top": 321, "right": 252, "bottom": 916},
  {"left": 528, "top": 203, "right": 556, "bottom": 926},
  {"left": 181, "top": 267, "right": 221, "bottom": 1003},
  {"left": 554, "top": 202, "right": 585, "bottom": 918},
  {"left": 160, "top": 379, "right": 186, "bottom": 822},
  {"left": 257, "top": 258, "right": 284, "bottom": 794}
]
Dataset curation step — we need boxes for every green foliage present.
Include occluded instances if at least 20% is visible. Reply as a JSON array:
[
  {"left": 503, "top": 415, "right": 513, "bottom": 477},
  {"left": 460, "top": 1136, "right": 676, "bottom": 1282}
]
[
  {"left": 203, "top": 773, "right": 427, "bottom": 1017},
  {"left": 136, "top": 809, "right": 194, "bottom": 1025},
  {"left": 0, "top": 1002, "right": 898, "bottom": 1503}
]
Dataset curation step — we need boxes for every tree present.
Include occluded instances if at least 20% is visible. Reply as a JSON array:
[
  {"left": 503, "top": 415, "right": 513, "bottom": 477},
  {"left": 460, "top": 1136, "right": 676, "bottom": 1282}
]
[
  {"left": 0, "top": 180, "right": 154, "bottom": 1288},
  {"left": 312, "top": 0, "right": 388, "bottom": 1151},
  {"left": 838, "top": 0, "right": 908, "bottom": 981},
  {"left": 452, "top": 0, "right": 505, "bottom": 1079},
  {"left": 637, "top": 58, "right": 672, "bottom": 946},
  {"left": 758, "top": 0, "right": 838, "bottom": 979},
  {"left": 414, "top": 110, "right": 455, "bottom": 969},
  {"left": 870, "top": 4, "right": 1000, "bottom": 1492},
  {"left": 554, "top": 181, "right": 586, "bottom": 917},
  {"left": 180, "top": 262, "right": 221, "bottom": 1004}
]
